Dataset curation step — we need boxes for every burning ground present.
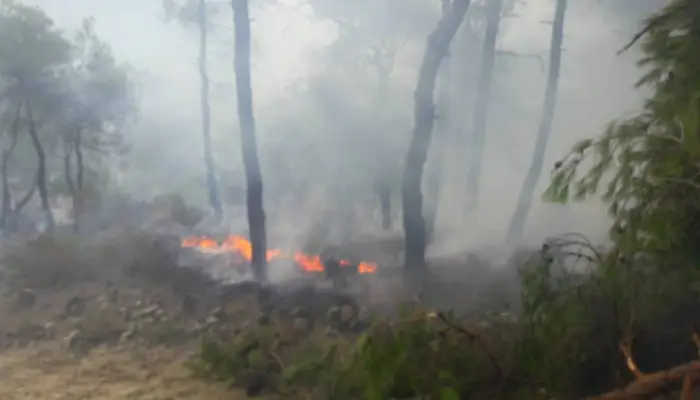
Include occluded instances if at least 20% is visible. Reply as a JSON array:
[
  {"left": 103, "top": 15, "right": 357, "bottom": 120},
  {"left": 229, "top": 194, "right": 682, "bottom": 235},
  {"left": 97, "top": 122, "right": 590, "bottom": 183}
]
[{"left": 180, "top": 234, "right": 378, "bottom": 275}]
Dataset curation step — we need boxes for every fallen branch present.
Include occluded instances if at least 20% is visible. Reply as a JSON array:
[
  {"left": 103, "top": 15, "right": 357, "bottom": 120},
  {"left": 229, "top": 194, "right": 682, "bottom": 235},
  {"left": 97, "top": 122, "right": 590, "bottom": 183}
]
[{"left": 586, "top": 361, "right": 700, "bottom": 399}]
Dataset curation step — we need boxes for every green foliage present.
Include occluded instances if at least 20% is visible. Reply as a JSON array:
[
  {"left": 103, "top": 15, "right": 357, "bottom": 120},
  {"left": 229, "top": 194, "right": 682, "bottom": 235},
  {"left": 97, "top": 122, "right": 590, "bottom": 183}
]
[
  {"left": 194, "top": 307, "right": 516, "bottom": 399},
  {"left": 544, "top": 0, "right": 700, "bottom": 264}
]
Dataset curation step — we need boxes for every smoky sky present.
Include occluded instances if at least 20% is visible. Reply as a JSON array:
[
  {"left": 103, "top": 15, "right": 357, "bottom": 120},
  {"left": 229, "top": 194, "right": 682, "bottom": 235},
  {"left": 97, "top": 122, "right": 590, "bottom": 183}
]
[{"left": 19, "top": 0, "right": 653, "bottom": 250}]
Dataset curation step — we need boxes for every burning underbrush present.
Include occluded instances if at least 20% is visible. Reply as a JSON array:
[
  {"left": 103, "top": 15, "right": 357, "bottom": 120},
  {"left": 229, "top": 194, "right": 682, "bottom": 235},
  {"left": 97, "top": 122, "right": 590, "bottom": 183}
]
[{"left": 179, "top": 234, "right": 378, "bottom": 283}]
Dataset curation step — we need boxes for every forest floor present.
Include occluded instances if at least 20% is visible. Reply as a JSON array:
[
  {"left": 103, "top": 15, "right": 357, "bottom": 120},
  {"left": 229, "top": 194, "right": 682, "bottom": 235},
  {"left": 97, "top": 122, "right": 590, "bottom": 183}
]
[{"left": 0, "top": 229, "right": 524, "bottom": 399}]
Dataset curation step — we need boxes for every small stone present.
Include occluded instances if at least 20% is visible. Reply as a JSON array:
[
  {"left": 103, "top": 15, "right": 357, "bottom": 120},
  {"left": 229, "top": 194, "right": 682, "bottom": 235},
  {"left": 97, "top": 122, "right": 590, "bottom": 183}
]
[
  {"left": 119, "top": 329, "right": 135, "bottom": 343},
  {"left": 139, "top": 305, "right": 160, "bottom": 317},
  {"left": 210, "top": 307, "right": 225, "bottom": 320},
  {"left": 65, "top": 330, "right": 83, "bottom": 350}
]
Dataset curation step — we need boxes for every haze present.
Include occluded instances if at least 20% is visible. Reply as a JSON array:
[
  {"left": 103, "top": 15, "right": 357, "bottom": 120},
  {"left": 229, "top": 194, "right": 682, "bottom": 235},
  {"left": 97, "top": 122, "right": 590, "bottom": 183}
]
[{"left": 17, "top": 0, "right": 660, "bottom": 253}]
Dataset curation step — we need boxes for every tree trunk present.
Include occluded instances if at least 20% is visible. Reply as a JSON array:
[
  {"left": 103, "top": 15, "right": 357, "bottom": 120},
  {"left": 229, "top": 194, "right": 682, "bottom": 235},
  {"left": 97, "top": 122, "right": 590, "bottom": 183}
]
[
  {"left": 464, "top": 0, "right": 503, "bottom": 217},
  {"left": 507, "top": 0, "right": 567, "bottom": 241},
  {"left": 231, "top": 0, "right": 268, "bottom": 282},
  {"left": 7, "top": 171, "right": 37, "bottom": 233},
  {"left": 198, "top": 0, "right": 223, "bottom": 221},
  {"left": 26, "top": 100, "right": 54, "bottom": 231},
  {"left": 1, "top": 103, "right": 21, "bottom": 231},
  {"left": 373, "top": 66, "right": 392, "bottom": 230},
  {"left": 425, "top": 0, "right": 453, "bottom": 243},
  {"left": 402, "top": 0, "right": 471, "bottom": 287},
  {"left": 74, "top": 129, "right": 84, "bottom": 232}
]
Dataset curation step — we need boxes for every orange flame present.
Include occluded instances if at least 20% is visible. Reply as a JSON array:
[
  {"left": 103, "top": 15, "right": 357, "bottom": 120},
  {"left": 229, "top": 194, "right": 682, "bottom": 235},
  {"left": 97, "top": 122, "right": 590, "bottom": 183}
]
[{"left": 180, "top": 234, "right": 377, "bottom": 274}]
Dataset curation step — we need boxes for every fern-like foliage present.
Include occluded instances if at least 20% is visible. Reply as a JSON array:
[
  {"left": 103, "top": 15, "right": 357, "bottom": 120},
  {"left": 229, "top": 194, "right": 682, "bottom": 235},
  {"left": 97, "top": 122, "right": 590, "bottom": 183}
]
[{"left": 544, "top": 0, "right": 700, "bottom": 264}]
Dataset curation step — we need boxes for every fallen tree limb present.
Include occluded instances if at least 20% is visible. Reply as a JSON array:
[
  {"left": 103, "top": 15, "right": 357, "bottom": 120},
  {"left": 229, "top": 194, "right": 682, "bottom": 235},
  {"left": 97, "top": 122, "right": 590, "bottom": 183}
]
[{"left": 586, "top": 361, "right": 700, "bottom": 399}]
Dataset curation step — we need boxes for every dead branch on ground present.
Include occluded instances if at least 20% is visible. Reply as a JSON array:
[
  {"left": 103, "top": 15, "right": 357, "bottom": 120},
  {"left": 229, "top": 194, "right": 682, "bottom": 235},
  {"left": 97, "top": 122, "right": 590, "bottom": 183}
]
[{"left": 587, "top": 332, "right": 700, "bottom": 399}]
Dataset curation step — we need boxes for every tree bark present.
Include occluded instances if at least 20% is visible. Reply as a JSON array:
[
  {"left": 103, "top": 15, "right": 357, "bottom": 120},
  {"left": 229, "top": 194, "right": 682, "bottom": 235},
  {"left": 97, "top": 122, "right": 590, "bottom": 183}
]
[
  {"left": 7, "top": 171, "right": 37, "bottom": 233},
  {"left": 74, "top": 129, "right": 84, "bottom": 232},
  {"left": 231, "top": 0, "right": 267, "bottom": 282},
  {"left": 1, "top": 103, "right": 21, "bottom": 231},
  {"left": 464, "top": 0, "right": 503, "bottom": 217},
  {"left": 198, "top": 0, "right": 223, "bottom": 221},
  {"left": 26, "top": 100, "right": 54, "bottom": 231},
  {"left": 402, "top": 0, "right": 471, "bottom": 287},
  {"left": 372, "top": 63, "right": 392, "bottom": 230},
  {"left": 507, "top": 0, "right": 567, "bottom": 241},
  {"left": 425, "top": 0, "right": 453, "bottom": 243}
]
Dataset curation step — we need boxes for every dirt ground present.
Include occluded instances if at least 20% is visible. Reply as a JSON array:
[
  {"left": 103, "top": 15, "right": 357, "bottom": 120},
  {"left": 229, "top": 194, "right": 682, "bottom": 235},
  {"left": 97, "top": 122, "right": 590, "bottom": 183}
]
[{"left": 0, "top": 343, "right": 249, "bottom": 400}]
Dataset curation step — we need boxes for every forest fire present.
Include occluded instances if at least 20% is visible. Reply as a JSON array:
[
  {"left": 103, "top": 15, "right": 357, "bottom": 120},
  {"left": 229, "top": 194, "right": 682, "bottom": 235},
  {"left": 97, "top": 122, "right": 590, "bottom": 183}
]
[{"left": 180, "top": 235, "right": 378, "bottom": 274}]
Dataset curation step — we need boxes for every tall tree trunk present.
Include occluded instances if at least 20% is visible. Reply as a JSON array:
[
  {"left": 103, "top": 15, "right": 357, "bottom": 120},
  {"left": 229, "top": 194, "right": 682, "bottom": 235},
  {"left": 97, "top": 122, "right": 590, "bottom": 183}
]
[
  {"left": 1, "top": 103, "right": 21, "bottom": 231},
  {"left": 198, "top": 0, "right": 223, "bottom": 221},
  {"left": 63, "top": 140, "right": 80, "bottom": 232},
  {"left": 232, "top": 0, "right": 267, "bottom": 282},
  {"left": 507, "top": 0, "right": 567, "bottom": 241},
  {"left": 425, "top": 0, "right": 453, "bottom": 243},
  {"left": 64, "top": 130, "right": 84, "bottom": 232},
  {"left": 75, "top": 130, "right": 83, "bottom": 191},
  {"left": 464, "top": 0, "right": 502, "bottom": 217},
  {"left": 74, "top": 129, "right": 84, "bottom": 231},
  {"left": 26, "top": 101, "right": 55, "bottom": 231},
  {"left": 373, "top": 66, "right": 392, "bottom": 230},
  {"left": 402, "top": 0, "right": 471, "bottom": 287}
]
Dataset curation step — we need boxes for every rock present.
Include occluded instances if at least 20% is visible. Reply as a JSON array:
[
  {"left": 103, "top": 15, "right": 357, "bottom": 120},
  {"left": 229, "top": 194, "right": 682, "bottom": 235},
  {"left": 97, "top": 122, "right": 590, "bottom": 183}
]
[
  {"left": 43, "top": 322, "right": 55, "bottom": 340},
  {"left": 119, "top": 328, "right": 135, "bottom": 343},
  {"left": 210, "top": 306, "right": 225, "bottom": 320},
  {"left": 293, "top": 316, "right": 311, "bottom": 332},
  {"left": 204, "top": 315, "right": 219, "bottom": 327},
  {"left": 65, "top": 329, "right": 83, "bottom": 351},
  {"left": 137, "top": 304, "right": 161, "bottom": 318},
  {"left": 14, "top": 289, "right": 36, "bottom": 309}
]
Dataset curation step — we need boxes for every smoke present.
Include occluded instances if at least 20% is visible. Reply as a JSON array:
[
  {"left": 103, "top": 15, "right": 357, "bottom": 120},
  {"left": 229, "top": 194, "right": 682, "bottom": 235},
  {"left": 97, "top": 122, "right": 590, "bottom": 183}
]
[{"left": 22, "top": 0, "right": 653, "bottom": 260}]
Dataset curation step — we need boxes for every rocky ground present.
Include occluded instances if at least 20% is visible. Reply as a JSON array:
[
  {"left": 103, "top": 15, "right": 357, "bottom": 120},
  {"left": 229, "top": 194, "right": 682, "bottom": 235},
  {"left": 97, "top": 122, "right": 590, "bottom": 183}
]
[{"left": 0, "top": 230, "right": 383, "bottom": 399}]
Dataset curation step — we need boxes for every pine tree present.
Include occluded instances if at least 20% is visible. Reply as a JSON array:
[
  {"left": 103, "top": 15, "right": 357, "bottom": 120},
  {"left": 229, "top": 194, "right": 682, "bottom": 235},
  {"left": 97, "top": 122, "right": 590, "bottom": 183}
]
[{"left": 545, "top": 0, "right": 700, "bottom": 264}]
